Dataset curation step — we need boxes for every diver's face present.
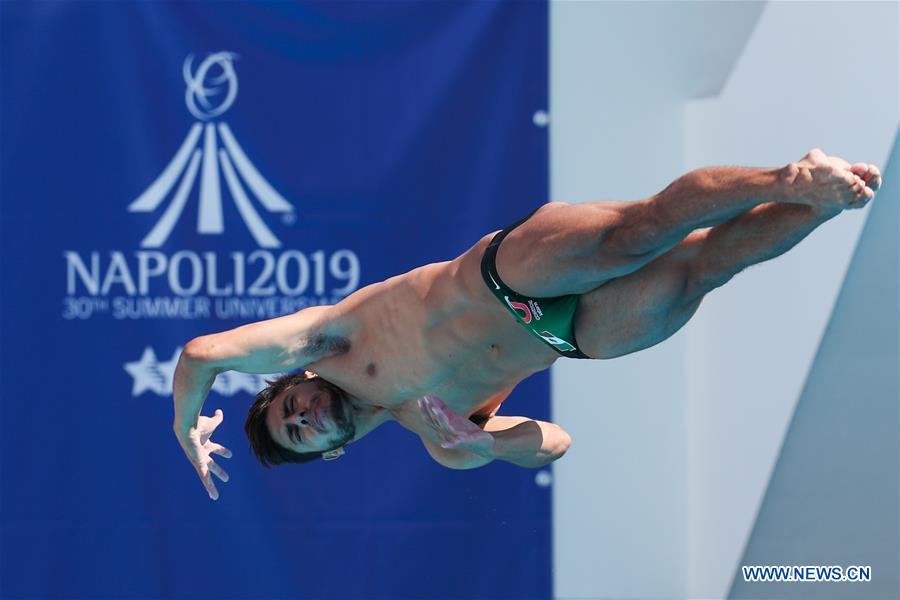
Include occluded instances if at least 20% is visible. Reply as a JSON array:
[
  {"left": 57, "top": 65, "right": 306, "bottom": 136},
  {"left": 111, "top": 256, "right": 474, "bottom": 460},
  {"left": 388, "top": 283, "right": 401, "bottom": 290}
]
[{"left": 265, "top": 378, "right": 355, "bottom": 454}]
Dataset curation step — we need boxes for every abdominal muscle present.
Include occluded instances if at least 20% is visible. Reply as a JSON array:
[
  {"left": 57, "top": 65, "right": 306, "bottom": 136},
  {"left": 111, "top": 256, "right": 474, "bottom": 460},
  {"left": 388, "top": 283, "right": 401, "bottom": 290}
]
[{"left": 312, "top": 233, "right": 559, "bottom": 418}]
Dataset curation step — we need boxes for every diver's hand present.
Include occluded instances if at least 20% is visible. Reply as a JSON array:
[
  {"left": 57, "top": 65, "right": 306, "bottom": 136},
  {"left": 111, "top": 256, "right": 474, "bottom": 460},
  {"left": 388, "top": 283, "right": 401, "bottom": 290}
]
[
  {"left": 418, "top": 395, "right": 496, "bottom": 458},
  {"left": 174, "top": 409, "right": 232, "bottom": 501}
]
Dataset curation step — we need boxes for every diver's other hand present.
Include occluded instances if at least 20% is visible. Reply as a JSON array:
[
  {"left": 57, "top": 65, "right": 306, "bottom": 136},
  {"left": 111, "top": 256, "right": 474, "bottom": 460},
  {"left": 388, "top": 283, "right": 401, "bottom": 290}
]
[
  {"left": 174, "top": 409, "right": 232, "bottom": 501},
  {"left": 418, "top": 395, "right": 495, "bottom": 458}
]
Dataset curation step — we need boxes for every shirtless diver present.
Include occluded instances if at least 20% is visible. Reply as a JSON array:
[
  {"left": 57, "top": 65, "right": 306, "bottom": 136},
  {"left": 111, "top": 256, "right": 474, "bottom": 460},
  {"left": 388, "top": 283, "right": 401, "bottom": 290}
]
[{"left": 172, "top": 149, "right": 882, "bottom": 500}]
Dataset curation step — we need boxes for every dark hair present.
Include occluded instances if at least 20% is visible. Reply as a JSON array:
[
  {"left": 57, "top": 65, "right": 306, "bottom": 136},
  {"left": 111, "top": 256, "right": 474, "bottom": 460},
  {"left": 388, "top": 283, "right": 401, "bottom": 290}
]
[{"left": 244, "top": 372, "right": 325, "bottom": 467}]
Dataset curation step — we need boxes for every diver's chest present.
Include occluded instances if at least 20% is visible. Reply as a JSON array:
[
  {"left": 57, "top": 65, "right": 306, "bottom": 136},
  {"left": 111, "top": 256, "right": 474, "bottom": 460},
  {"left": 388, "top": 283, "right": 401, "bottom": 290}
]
[{"left": 327, "top": 344, "right": 506, "bottom": 414}]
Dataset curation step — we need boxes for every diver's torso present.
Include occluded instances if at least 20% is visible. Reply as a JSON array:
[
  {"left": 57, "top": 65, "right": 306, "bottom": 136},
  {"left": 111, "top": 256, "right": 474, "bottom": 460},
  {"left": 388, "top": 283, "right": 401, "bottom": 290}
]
[{"left": 311, "top": 232, "right": 558, "bottom": 418}]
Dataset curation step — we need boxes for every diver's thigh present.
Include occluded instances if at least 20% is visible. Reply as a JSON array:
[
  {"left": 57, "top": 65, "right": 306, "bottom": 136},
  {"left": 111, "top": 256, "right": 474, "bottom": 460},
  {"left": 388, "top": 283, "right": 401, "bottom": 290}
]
[
  {"left": 572, "top": 234, "right": 703, "bottom": 359},
  {"left": 494, "top": 201, "right": 653, "bottom": 297}
]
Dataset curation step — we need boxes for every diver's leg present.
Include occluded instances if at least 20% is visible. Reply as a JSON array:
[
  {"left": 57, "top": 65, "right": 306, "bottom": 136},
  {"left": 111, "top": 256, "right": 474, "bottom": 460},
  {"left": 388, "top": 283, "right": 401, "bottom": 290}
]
[
  {"left": 495, "top": 149, "right": 875, "bottom": 299},
  {"left": 572, "top": 202, "right": 841, "bottom": 359}
]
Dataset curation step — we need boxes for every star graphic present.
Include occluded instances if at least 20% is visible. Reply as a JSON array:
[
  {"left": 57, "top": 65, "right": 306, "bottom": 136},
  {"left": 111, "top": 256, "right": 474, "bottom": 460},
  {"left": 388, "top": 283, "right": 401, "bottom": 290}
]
[
  {"left": 125, "top": 345, "right": 284, "bottom": 398},
  {"left": 156, "top": 347, "right": 182, "bottom": 393},
  {"left": 232, "top": 372, "right": 277, "bottom": 395},
  {"left": 211, "top": 371, "right": 236, "bottom": 396},
  {"left": 212, "top": 371, "right": 279, "bottom": 396},
  {"left": 124, "top": 347, "right": 170, "bottom": 396}
]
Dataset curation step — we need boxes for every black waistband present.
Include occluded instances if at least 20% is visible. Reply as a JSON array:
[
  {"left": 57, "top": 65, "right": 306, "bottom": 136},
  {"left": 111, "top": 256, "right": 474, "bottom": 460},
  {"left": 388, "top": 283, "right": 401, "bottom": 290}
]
[{"left": 481, "top": 207, "right": 541, "bottom": 297}]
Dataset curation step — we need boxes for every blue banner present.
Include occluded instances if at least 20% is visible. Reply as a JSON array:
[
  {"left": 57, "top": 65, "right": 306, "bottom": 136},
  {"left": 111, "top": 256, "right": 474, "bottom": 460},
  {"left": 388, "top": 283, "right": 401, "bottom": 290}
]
[{"left": 1, "top": 2, "right": 550, "bottom": 598}]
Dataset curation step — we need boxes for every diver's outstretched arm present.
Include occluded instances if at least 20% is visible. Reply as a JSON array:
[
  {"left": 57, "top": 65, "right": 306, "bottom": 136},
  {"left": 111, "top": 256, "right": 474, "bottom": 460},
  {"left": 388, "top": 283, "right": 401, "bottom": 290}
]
[{"left": 173, "top": 305, "right": 350, "bottom": 499}]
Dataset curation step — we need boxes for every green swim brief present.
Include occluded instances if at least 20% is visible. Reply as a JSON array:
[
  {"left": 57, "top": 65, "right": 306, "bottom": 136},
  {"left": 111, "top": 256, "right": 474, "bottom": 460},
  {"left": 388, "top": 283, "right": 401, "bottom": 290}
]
[{"left": 480, "top": 208, "right": 591, "bottom": 359}]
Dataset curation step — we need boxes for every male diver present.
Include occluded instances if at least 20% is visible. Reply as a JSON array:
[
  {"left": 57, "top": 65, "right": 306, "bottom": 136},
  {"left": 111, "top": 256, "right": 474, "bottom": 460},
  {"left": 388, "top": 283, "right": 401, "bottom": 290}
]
[{"left": 173, "top": 149, "right": 882, "bottom": 500}]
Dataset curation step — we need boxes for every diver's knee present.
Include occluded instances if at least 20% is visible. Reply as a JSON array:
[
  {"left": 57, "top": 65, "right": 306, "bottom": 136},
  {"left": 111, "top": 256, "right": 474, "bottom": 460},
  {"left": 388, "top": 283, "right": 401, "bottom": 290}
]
[{"left": 684, "top": 260, "right": 736, "bottom": 302}]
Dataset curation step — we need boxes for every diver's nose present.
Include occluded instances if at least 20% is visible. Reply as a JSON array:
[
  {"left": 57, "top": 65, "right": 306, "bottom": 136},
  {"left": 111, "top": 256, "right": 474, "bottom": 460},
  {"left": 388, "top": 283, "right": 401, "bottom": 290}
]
[{"left": 290, "top": 410, "right": 312, "bottom": 427}]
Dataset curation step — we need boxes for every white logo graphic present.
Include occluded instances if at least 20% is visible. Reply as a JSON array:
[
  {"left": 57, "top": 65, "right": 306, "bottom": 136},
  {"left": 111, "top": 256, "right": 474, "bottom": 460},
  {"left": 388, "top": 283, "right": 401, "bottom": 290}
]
[
  {"left": 62, "top": 52, "right": 361, "bottom": 323},
  {"left": 488, "top": 271, "right": 501, "bottom": 290},
  {"left": 124, "top": 346, "right": 280, "bottom": 396},
  {"left": 184, "top": 52, "right": 238, "bottom": 120},
  {"left": 128, "top": 52, "right": 294, "bottom": 249},
  {"left": 537, "top": 331, "right": 577, "bottom": 352}
]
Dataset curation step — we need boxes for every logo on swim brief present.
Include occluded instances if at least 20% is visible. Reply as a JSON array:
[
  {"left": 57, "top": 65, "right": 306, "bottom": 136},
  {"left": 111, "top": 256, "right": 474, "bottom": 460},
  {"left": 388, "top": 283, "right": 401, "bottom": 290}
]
[
  {"left": 128, "top": 51, "right": 294, "bottom": 249},
  {"left": 504, "top": 297, "right": 544, "bottom": 324},
  {"left": 505, "top": 297, "right": 533, "bottom": 323},
  {"left": 537, "top": 331, "right": 577, "bottom": 352}
]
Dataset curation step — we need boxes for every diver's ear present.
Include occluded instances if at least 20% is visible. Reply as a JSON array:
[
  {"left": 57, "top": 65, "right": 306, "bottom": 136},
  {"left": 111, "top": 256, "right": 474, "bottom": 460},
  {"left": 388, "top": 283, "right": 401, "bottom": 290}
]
[
  {"left": 304, "top": 370, "right": 318, "bottom": 379},
  {"left": 321, "top": 447, "right": 345, "bottom": 461}
]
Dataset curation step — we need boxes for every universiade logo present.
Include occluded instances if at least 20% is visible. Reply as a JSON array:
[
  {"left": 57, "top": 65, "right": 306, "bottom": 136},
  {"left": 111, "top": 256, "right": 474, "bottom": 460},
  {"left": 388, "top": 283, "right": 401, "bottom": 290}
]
[
  {"left": 129, "top": 52, "right": 294, "bottom": 248},
  {"left": 62, "top": 51, "right": 361, "bottom": 322}
]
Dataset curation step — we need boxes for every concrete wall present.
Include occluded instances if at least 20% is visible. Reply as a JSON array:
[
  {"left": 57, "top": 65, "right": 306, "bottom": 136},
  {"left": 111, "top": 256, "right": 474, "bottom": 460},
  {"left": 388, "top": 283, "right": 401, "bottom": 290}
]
[
  {"left": 728, "top": 127, "right": 899, "bottom": 600},
  {"left": 550, "top": 2, "right": 898, "bottom": 598}
]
